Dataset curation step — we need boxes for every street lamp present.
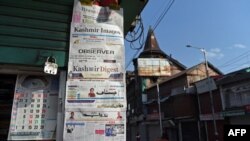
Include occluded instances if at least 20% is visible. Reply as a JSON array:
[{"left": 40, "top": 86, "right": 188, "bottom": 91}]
[{"left": 186, "top": 45, "right": 219, "bottom": 140}]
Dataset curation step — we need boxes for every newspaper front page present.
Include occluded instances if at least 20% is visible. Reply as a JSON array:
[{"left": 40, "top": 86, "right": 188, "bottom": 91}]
[{"left": 64, "top": 109, "right": 126, "bottom": 141}]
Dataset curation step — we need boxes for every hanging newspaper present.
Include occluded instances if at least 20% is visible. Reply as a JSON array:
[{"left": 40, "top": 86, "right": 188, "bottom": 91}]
[
  {"left": 70, "top": 23, "right": 124, "bottom": 46},
  {"left": 68, "top": 23, "right": 125, "bottom": 81},
  {"left": 68, "top": 61, "right": 124, "bottom": 80},
  {"left": 72, "top": 0, "right": 123, "bottom": 32},
  {"left": 63, "top": 108, "right": 126, "bottom": 141},
  {"left": 71, "top": 32, "right": 124, "bottom": 46},
  {"left": 64, "top": 1, "right": 126, "bottom": 140},
  {"left": 66, "top": 80, "right": 126, "bottom": 108},
  {"left": 8, "top": 75, "right": 59, "bottom": 140},
  {"left": 69, "top": 44, "right": 124, "bottom": 64}
]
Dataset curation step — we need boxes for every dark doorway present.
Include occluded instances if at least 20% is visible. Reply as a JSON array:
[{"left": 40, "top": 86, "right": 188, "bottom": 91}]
[
  {"left": 182, "top": 121, "right": 199, "bottom": 141},
  {"left": 0, "top": 74, "right": 17, "bottom": 140}
]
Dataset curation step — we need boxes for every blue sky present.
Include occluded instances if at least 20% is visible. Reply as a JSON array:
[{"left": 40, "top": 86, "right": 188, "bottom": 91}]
[{"left": 125, "top": 0, "right": 250, "bottom": 74}]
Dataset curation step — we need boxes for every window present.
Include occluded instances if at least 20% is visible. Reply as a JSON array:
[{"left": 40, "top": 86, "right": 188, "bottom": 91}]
[{"left": 223, "top": 87, "right": 250, "bottom": 108}]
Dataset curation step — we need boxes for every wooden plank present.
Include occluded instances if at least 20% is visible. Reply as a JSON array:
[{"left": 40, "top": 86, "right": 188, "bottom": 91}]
[
  {"left": 0, "top": 35, "right": 68, "bottom": 50},
  {"left": 0, "top": 46, "right": 68, "bottom": 67},
  {"left": 0, "top": 25, "right": 68, "bottom": 41},
  {"left": 0, "top": 0, "right": 72, "bottom": 14},
  {"left": 32, "top": 0, "right": 74, "bottom": 6},
  {"left": 0, "top": 15, "right": 69, "bottom": 32},
  {"left": 0, "top": 6, "right": 71, "bottom": 23}
]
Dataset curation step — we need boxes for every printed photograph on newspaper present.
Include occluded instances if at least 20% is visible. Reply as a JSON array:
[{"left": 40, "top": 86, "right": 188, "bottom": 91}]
[
  {"left": 65, "top": 80, "right": 126, "bottom": 108},
  {"left": 63, "top": 108, "right": 126, "bottom": 141}
]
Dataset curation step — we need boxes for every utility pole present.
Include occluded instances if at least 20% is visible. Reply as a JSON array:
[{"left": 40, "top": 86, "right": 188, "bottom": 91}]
[
  {"left": 186, "top": 45, "right": 219, "bottom": 140},
  {"left": 155, "top": 79, "right": 163, "bottom": 137}
]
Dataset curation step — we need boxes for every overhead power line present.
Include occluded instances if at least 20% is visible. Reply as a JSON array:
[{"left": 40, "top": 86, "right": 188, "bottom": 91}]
[
  {"left": 223, "top": 60, "right": 250, "bottom": 73},
  {"left": 218, "top": 50, "right": 250, "bottom": 68},
  {"left": 125, "top": 0, "right": 175, "bottom": 70},
  {"left": 153, "top": 0, "right": 175, "bottom": 30}
]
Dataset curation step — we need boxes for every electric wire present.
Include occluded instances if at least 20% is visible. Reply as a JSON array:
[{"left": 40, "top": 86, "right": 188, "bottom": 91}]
[
  {"left": 153, "top": 0, "right": 175, "bottom": 30},
  {"left": 125, "top": 16, "right": 144, "bottom": 46},
  {"left": 218, "top": 50, "right": 250, "bottom": 68},
  {"left": 220, "top": 54, "right": 250, "bottom": 68},
  {"left": 125, "top": 0, "right": 175, "bottom": 70},
  {"left": 125, "top": 49, "right": 141, "bottom": 69},
  {"left": 223, "top": 60, "right": 250, "bottom": 73},
  {"left": 125, "top": 42, "right": 145, "bottom": 69},
  {"left": 148, "top": 0, "right": 173, "bottom": 27},
  {"left": 213, "top": 50, "right": 250, "bottom": 73}
]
